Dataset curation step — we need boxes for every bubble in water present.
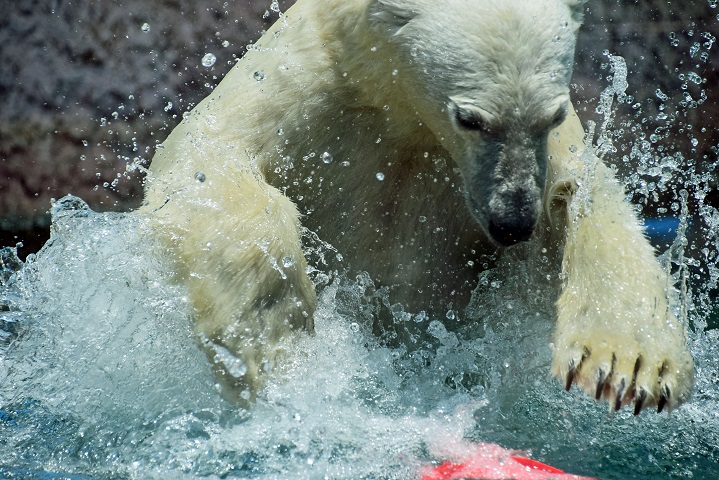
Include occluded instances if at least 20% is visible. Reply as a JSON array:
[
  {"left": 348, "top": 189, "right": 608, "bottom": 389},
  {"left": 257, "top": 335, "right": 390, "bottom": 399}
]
[
  {"left": 194, "top": 172, "right": 206, "bottom": 183},
  {"left": 141, "top": 23, "right": 150, "bottom": 32},
  {"left": 320, "top": 152, "right": 333, "bottom": 164},
  {"left": 281, "top": 256, "right": 294, "bottom": 268},
  {"left": 222, "top": 40, "right": 229, "bottom": 48},
  {"left": 201, "top": 53, "right": 217, "bottom": 67},
  {"left": 253, "top": 71, "right": 265, "bottom": 81},
  {"left": 164, "top": 102, "right": 173, "bottom": 112},
  {"left": 376, "top": 172, "right": 385, "bottom": 181}
]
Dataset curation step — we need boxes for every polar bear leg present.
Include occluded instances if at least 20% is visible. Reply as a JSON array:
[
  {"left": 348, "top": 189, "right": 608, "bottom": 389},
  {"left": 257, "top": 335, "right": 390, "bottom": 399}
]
[
  {"left": 150, "top": 172, "right": 317, "bottom": 405},
  {"left": 549, "top": 152, "right": 694, "bottom": 414}
]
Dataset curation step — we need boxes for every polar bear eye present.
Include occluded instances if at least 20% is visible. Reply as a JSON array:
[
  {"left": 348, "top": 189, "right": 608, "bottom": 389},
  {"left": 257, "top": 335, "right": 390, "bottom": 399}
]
[
  {"left": 549, "top": 103, "right": 569, "bottom": 129},
  {"left": 452, "top": 107, "right": 488, "bottom": 133}
]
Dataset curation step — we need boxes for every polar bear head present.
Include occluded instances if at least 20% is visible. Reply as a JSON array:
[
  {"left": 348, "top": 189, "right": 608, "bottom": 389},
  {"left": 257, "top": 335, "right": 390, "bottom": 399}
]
[{"left": 370, "top": 0, "right": 587, "bottom": 246}]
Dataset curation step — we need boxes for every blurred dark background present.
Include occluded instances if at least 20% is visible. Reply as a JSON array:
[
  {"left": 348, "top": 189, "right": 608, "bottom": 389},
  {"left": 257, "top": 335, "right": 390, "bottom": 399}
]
[{"left": 1, "top": 0, "right": 717, "bottom": 260}]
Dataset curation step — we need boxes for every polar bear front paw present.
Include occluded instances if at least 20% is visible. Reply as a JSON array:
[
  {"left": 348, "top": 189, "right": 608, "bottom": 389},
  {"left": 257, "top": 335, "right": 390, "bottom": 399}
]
[{"left": 551, "top": 328, "right": 694, "bottom": 414}]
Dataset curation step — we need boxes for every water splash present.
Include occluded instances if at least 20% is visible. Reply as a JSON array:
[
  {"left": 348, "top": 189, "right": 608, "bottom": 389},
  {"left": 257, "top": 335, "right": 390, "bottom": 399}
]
[{"left": 1, "top": 191, "right": 717, "bottom": 479}]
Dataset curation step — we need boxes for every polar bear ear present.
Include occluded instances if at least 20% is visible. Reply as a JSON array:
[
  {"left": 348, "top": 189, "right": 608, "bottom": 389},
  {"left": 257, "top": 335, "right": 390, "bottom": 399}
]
[
  {"left": 369, "top": 0, "right": 421, "bottom": 36},
  {"left": 562, "top": 0, "right": 588, "bottom": 26}
]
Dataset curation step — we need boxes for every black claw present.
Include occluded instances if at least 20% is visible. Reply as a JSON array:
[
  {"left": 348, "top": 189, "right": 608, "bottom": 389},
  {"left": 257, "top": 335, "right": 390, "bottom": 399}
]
[
  {"left": 565, "top": 364, "right": 576, "bottom": 391},
  {"left": 614, "top": 378, "right": 626, "bottom": 412},
  {"left": 595, "top": 369, "right": 607, "bottom": 400},
  {"left": 657, "top": 386, "right": 671, "bottom": 413},
  {"left": 634, "top": 389, "right": 647, "bottom": 416}
]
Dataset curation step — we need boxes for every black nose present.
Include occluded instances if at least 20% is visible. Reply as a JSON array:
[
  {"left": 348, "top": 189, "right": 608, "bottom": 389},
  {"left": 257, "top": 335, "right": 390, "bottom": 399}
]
[{"left": 487, "top": 217, "right": 535, "bottom": 246}]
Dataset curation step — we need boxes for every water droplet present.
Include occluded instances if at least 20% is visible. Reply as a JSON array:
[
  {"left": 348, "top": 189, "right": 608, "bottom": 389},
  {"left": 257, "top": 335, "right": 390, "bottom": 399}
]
[
  {"left": 141, "top": 23, "right": 150, "bottom": 32},
  {"left": 194, "top": 172, "right": 206, "bottom": 182},
  {"left": 689, "top": 42, "right": 701, "bottom": 58},
  {"left": 686, "top": 72, "right": 703, "bottom": 84},
  {"left": 164, "top": 102, "right": 173, "bottom": 112},
  {"left": 341, "top": 160, "right": 350, "bottom": 167},
  {"left": 201, "top": 53, "right": 216, "bottom": 67},
  {"left": 376, "top": 172, "right": 385, "bottom": 181},
  {"left": 222, "top": 40, "right": 230, "bottom": 48},
  {"left": 281, "top": 256, "right": 294, "bottom": 268},
  {"left": 418, "top": 216, "right": 427, "bottom": 223},
  {"left": 213, "top": 345, "right": 247, "bottom": 378},
  {"left": 320, "top": 151, "right": 333, "bottom": 164},
  {"left": 253, "top": 71, "right": 265, "bottom": 81}
]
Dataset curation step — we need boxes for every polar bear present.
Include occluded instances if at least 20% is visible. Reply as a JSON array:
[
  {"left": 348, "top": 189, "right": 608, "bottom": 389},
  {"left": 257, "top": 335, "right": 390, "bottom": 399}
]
[{"left": 142, "top": 0, "right": 694, "bottom": 413}]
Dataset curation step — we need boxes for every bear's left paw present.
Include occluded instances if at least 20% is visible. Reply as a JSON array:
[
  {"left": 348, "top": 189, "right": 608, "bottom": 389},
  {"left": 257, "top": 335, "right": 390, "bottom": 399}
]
[{"left": 552, "top": 329, "right": 694, "bottom": 414}]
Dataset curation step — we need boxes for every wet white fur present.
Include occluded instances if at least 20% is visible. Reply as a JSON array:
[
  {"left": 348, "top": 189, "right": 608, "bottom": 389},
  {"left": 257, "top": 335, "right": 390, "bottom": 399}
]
[{"left": 142, "top": 0, "right": 693, "bottom": 410}]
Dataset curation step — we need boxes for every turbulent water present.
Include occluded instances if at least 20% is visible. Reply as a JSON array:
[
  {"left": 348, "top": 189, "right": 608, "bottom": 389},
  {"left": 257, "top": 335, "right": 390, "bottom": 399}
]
[
  {"left": 2, "top": 43, "right": 719, "bottom": 479},
  {"left": 0, "top": 190, "right": 718, "bottom": 480}
]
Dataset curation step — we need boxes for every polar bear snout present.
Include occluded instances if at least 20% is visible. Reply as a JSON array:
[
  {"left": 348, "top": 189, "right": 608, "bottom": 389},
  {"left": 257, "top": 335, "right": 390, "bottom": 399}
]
[
  {"left": 487, "top": 210, "right": 537, "bottom": 246},
  {"left": 485, "top": 184, "right": 543, "bottom": 246},
  {"left": 462, "top": 137, "right": 547, "bottom": 246},
  {"left": 466, "top": 175, "right": 544, "bottom": 247}
]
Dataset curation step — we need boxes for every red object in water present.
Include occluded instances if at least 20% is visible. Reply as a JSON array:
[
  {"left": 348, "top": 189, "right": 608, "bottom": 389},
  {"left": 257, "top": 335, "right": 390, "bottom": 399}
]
[{"left": 419, "top": 443, "right": 597, "bottom": 480}]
